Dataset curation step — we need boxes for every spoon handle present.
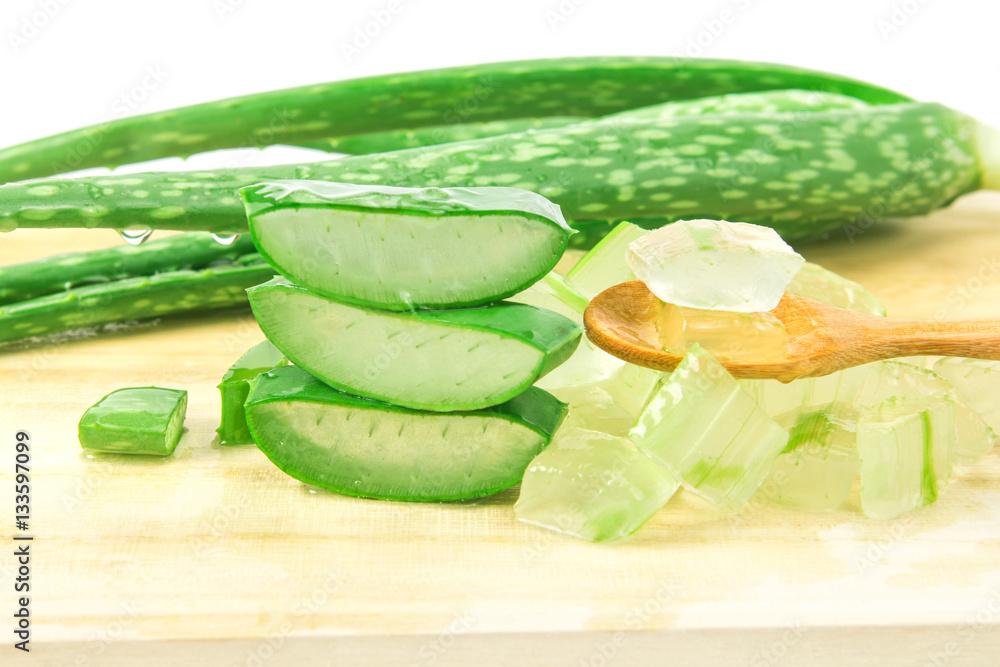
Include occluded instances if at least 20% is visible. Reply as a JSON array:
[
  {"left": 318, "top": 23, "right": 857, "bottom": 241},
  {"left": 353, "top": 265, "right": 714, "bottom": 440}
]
[{"left": 864, "top": 318, "right": 1000, "bottom": 360}]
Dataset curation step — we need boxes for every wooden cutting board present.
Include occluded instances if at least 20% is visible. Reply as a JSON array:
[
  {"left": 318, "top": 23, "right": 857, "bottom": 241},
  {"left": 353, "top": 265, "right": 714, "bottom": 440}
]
[{"left": 4, "top": 193, "right": 1000, "bottom": 667}]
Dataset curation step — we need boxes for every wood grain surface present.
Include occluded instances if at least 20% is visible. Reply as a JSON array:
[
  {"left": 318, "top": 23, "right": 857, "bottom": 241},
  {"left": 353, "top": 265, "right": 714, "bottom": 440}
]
[{"left": 3, "top": 193, "right": 1000, "bottom": 666}]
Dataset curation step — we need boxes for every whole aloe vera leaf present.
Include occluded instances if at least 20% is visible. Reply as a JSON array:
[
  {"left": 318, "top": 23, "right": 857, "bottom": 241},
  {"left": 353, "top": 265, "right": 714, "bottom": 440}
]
[
  {"left": 0, "top": 57, "right": 908, "bottom": 183},
  {"left": 0, "top": 102, "right": 986, "bottom": 244},
  {"left": 0, "top": 259, "right": 273, "bottom": 345},
  {"left": 0, "top": 232, "right": 257, "bottom": 305}
]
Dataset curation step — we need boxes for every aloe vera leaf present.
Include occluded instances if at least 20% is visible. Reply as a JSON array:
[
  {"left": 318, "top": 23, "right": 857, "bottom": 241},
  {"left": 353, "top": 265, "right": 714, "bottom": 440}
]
[
  {"left": 78, "top": 387, "right": 187, "bottom": 456},
  {"left": 241, "top": 181, "right": 573, "bottom": 310},
  {"left": 0, "top": 260, "right": 273, "bottom": 345},
  {"left": 0, "top": 57, "right": 908, "bottom": 183},
  {"left": 0, "top": 232, "right": 257, "bottom": 305},
  {"left": 217, "top": 340, "right": 288, "bottom": 446},
  {"left": 309, "top": 89, "right": 869, "bottom": 156},
  {"left": 247, "top": 278, "right": 581, "bottom": 412},
  {"left": 306, "top": 117, "right": 586, "bottom": 154},
  {"left": 0, "top": 103, "right": 985, "bottom": 246},
  {"left": 245, "top": 365, "right": 566, "bottom": 502}
]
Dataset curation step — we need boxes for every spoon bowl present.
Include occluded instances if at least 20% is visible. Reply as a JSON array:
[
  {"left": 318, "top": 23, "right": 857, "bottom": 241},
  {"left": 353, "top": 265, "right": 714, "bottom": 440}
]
[{"left": 584, "top": 280, "right": 1000, "bottom": 382}]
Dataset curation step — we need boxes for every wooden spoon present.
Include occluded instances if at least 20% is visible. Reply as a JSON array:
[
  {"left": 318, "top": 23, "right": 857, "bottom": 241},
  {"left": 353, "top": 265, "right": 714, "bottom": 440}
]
[{"left": 584, "top": 280, "right": 1000, "bottom": 382}]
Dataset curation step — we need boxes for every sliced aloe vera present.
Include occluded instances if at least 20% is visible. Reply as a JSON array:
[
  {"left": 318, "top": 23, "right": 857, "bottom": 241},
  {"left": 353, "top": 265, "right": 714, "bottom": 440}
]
[
  {"left": 787, "top": 262, "right": 887, "bottom": 316},
  {"left": 78, "top": 387, "right": 187, "bottom": 456},
  {"left": 932, "top": 357, "right": 1000, "bottom": 435},
  {"left": 241, "top": 181, "right": 574, "bottom": 310},
  {"left": 858, "top": 396, "right": 954, "bottom": 520},
  {"left": 565, "top": 221, "right": 646, "bottom": 299},
  {"left": 216, "top": 340, "right": 288, "bottom": 445},
  {"left": 631, "top": 345, "right": 788, "bottom": 512},
  {"left": 248, "top": 278, "right": 581, "bottom": 412},
  {"left": 762, "top": 402, "right": 860, "bottom": 512},
  {"left": 514, "top": 427, "right": 679, "bottom": 542},
  {"left": 245, "top": 365, "right": 566, "bottom": 501}
]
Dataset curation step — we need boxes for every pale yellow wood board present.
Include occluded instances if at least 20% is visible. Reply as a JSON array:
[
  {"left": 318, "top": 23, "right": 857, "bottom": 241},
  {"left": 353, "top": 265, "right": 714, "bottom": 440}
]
[{"left": 3, "top": 194, "right": 1000, "bottom": 666}]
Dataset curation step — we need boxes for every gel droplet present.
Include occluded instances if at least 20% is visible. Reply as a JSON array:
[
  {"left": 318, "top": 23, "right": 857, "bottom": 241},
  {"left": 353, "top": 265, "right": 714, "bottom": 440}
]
[
  {"left": 117, "top": 229, "right": 153, "bottom": 245},
  {"left": 210, "top": 232, "right": 240, "bottom": 246}
]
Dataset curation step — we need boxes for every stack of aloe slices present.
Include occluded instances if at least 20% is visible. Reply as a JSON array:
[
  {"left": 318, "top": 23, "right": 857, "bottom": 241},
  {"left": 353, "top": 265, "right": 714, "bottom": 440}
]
[
  {"left": 233, "top": 181, "right": 583, "bottom": 501},
  {"left": 515, "top": 219, "right": 998, "bottom": 543}
]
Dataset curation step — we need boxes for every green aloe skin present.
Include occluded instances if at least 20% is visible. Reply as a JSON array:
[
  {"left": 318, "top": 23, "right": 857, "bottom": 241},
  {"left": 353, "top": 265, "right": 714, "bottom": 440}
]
[{"left": 78, "top": 387, "right": 188, "bottom": 456}]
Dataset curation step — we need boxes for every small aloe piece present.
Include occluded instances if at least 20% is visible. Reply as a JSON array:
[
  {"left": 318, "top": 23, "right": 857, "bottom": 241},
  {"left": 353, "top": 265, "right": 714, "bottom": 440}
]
[
  {"left": 0, "top": 232, "right": 257, "bottom": 305},
  {"left": 217, "top": 340, "right": 288, "bottom": 446},
  {"left": 0, "top": 258, "right": 273, "bottom": 345},
  {"left": 79, "top": 387, "right": 188, "bottom": 456}
]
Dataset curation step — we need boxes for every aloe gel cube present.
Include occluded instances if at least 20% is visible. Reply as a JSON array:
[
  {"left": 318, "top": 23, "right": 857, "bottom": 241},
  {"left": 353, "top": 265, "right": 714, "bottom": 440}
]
[
  {"left": 515, "top": 428, "right": 680, "bottom": 542},
  {"left": 762, "top": 402, "right": 861, "bottom": 511},
  {"left": 79, "top": 387, "right": 188, "bottom": 456},
  {"left": 933, "top": 357, "right": 1000, "bottom": 437},
  {"left": 858, "top": 397, "right": 954, "bottom": 520},
  {"left": 626, "top": 219, "right": 805, "bottom": 312},
  {"left": 630, "top": 344, "right": 788, "bottom": 512}
]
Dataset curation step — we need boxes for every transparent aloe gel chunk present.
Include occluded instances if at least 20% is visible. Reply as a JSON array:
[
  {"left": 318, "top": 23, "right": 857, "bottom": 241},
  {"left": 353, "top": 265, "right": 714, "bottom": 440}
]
[
  {"left": 933, "top": 357, "right": 1000, "bottom": 438},
  {"left": 79, "top": 387, "right": 188, "bottom": 456},
  {"left": 217, "top": 340, "right": 288, "bottom": 446},
  {"left": 657, "top": 302, "right": 787, "bottom": 362},
  {"left": 857, "top": 361, "right": 996, "bottom": 459},
  {"left": 514, "top": 428, "right": 680, "bottom": 542},
  {"left": 630, "top": 345, "right": 788, "bottom": 512},
  {"left": 858, "top": 397, "right": 954, "bottom": 520},
  {"left": 786, "top": 261, "right": 887, "bottom": 316},
  {"left": 565, "top": 221, "right": 647, "bottom": 299},
  {"left": 626, "top": 219, "right": 805, "bottom": 312},
  {"left": 762, "top": 402, "right": 861, "bottom": 511}
]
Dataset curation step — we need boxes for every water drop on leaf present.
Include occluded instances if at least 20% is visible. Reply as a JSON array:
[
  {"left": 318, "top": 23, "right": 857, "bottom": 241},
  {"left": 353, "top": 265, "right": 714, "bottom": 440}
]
[
  {"left": 117, "top": 229, "right": 153, "bottom": 246},
  {"left": 211, "top": 233, "right": 240, "bottom": 246}
]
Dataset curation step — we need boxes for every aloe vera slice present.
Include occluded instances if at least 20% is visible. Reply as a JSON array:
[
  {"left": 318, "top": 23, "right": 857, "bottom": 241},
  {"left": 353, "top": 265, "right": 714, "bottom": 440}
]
[
  {"left": 241, "top": 181, "right": 574, "bottom": 311},
  {"left": 932, "top": 357, "right": 1000, "bottom": 435},
  {"left": 248, "top": 278, "right": 581, "bottom": 412},
  {"left": 78, "top": 387, "right": 187, "bottom": 456},
  {"left": 762, "top": 402, "right": 860, "bottom": 511},
  {"left": 245, "top": 365, "right": 566, "bottom": 501},
  {"left": 631, "top": 344, "right": 788, "bottom": 512},
  {"left": 565, "top": 221, "right": 647, "bottom": 299},
  {"left": 787, "top": 262, "right": 887, "bottom": 316},
  {"left": 514, "top": 427, "right": 679, "bottom": 542},
  {"left": 858, "top": 397, "right": 954, "bottom": 520},
  {"left": 507, "top": 272, "right": 588, "bottom": 321},
  {"left": 216, "top": 340, "right": 288, "bottom": 446}
]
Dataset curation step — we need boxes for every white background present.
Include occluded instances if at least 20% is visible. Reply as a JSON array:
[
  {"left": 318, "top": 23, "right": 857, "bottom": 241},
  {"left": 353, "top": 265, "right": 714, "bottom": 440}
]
[{"left": 0, "top": 0, "right": 999, "bottom": 152}]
